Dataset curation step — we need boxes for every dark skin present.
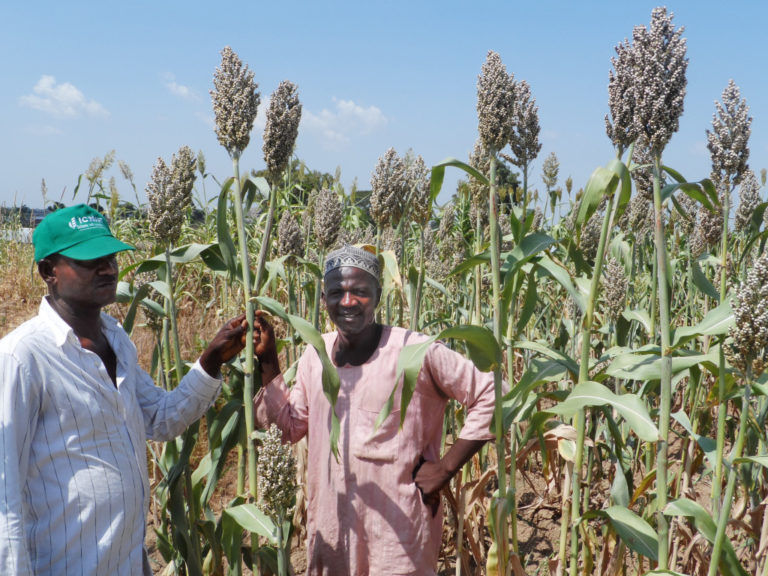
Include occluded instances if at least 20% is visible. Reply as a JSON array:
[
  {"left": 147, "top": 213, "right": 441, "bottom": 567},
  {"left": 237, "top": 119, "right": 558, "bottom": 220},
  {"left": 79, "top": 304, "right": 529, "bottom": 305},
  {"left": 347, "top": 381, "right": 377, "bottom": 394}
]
[
  {"left": 39, "top": 253, "right": 249, "bottom": 384},
  {"left": 254, "top": 266, "right": 487, "bottom": 515}
]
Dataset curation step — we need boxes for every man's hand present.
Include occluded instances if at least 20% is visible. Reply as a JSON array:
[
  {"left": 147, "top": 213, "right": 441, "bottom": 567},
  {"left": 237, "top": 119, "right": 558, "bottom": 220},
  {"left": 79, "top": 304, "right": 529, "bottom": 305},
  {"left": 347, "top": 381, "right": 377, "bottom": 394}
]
[
  {"left": 413, "top": 438, "right": 488, "bottom": 516},
  {"left": 253, "top": 310, "right": 281, "bottom": 384},
  {"left": 199, "top": 313, "right": 248, "bottom": 377},
  {"left": 413, "top": 458, "right": 451, "bottom": 516}
]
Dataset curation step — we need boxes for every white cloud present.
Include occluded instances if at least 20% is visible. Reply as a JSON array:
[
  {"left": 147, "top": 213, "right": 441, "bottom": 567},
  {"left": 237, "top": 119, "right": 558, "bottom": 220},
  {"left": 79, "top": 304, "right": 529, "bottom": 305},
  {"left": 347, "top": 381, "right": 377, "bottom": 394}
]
[
  {"left": 303, "top": 97, "right": 387, "bottom": 144},
  {"left": 164, "top": 73, "right": 196, "bottom": 101},
  {"left": 19, "top": 75, "right": 109, "bottom": 119}
]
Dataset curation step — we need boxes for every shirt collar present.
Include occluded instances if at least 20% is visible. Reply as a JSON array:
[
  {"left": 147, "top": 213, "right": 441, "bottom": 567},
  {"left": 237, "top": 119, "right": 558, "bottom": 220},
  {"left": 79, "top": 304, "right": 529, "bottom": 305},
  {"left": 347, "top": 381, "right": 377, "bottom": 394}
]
[{"left": 39, "top": 296, "right": 121, "bottom": 348}]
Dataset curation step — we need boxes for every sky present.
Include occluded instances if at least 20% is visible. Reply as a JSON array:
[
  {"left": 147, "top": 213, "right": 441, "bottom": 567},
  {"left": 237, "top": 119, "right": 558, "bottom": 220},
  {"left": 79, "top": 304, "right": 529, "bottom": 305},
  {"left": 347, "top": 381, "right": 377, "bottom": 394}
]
[{"left": 1, "top": 1, "right": 766, "bottom": 212}]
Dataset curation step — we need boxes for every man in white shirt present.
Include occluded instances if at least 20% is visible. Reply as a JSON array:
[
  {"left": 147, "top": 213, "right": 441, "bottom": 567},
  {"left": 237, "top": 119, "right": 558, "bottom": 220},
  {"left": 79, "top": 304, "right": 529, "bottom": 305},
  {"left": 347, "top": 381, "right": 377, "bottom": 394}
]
[{"left": 0, "top": 204, "right": 248, "bottom": 575}]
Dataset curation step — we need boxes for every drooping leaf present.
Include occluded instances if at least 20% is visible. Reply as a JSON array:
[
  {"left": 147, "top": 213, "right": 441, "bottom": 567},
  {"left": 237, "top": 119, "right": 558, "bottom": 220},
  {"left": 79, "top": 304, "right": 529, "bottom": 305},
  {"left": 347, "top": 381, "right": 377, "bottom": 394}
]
[
  {"left": 672, "top": 299, "right": 733, "bottom": 347},
  {"left": 223, "top": 504, "right": 277, "bottom": 545},
  {"left": 576, "top": 166, "right": 619, "bottom": 227},
  {"left": 672, "top": 410, "right": 717, "bottom": 471},
  {"left": 664, "top": 498, "right": 748, "bottom": 576},
  {"left": 430, "top": 157, "right": 488, "bottom": 204},
  {"left": 545, "top": 380, "right": 659, "bottom": 442},
  {"left": 581, "top": 506, "right": 658, "bottom": 561}
]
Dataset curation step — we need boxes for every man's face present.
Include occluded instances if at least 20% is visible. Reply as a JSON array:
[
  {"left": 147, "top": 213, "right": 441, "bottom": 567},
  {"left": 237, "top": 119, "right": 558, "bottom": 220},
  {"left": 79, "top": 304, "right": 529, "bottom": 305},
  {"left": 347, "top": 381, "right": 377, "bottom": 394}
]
[
  {"left": 43, "top": 253, "right": 120, "bottom": 310},
  {"left": 322, "top": 266, "right": 381, "bottom": 337}
]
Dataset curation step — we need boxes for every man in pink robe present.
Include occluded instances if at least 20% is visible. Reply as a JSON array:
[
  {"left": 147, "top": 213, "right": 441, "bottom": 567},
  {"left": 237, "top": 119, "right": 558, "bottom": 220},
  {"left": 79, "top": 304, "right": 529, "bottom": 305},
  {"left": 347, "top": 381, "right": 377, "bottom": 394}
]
[{"left": 254, "top": 245, "right": 496, "bottom": 575}]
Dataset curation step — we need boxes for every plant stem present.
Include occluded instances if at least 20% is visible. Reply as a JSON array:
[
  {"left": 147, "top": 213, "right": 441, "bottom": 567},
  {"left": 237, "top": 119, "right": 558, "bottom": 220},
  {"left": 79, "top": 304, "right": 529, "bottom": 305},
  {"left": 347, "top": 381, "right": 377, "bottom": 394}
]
[
  {"left": 488, "top": 152, "right": 509, "bottom": 573},
  {"left": 651, "top": 155, "right": 672, "bottom": 568}
]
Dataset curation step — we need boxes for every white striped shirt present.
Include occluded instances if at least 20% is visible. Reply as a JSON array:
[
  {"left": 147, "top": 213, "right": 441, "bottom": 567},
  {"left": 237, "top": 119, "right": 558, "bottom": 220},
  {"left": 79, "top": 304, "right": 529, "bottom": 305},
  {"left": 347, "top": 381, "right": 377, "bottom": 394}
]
[{"left": 0, "top": 298, "right": 222, "bottom": 575}]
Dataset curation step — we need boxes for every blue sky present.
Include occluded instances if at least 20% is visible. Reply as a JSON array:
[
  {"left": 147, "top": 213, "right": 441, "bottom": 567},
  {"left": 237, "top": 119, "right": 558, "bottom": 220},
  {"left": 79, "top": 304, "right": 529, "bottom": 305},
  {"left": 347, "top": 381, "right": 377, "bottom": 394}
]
[{"left": 1, "top": 1, "right": 766, "bottom": 211}]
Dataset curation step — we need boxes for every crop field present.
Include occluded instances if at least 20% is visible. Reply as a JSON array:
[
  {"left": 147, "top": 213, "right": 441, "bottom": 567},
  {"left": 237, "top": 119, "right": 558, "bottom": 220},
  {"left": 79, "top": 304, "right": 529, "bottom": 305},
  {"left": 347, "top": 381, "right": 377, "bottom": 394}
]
[{"left": 2, "top": 6, "right": 768, "bottom": 576}]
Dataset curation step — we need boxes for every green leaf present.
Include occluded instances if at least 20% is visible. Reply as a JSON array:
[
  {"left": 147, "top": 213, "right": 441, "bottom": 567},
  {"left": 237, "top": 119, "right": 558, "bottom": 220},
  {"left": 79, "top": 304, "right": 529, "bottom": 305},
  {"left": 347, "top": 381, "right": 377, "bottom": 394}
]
[
  {"left": 224, "top": 504, "right": 277, "bottom": 545},
  {"left": 216, "top": 180, "right": 238, "bottom": 279},
  {"left": 535, "top": 255, "right": 586, "bottom": 314},
  {"left": 603, "top": 506, "right": 658, "bottom": 561},
  {"left": 545, "top": 381, "right": 659, "bottom": 442},
  {"left": 440, "top": 325, "right": 501, "bottom": 372},
  {"left": 430, "top": 157, "right": 488, "bottom": 204},
  {"left": 672, "top": 299, "right": 733, "bottom": 347},
  {"left": 733, "top": 455, "right": 768, "bottom": 468},
  {"left": 515, "top": 269, "right": 538, "bottom": 334},
  {"left": 691, "top": 258, "right": 719, "bottom": 300},
  {"left": 671, "top": 410, "right": 717, "bottom": 471},
  {"left": 622, "top": 309, "right": 652, "bottom": 335},
  {"left": 660, "top": 170, "right": 718, "bottom": 212},
  {"left": 576, "top": 165, "right": 618, "bottom": 226},
  {"left": 254, "top": 296, "right": 341, "bottom": 459},
  {"left": 607, "top": 348, "right": 720, "bottom": 381},
  {"left": 664, "top": 498, "right": 748, "bottom": 576},
  {"left": 513, "top": 340, "right": 579, "bottom": 380}
]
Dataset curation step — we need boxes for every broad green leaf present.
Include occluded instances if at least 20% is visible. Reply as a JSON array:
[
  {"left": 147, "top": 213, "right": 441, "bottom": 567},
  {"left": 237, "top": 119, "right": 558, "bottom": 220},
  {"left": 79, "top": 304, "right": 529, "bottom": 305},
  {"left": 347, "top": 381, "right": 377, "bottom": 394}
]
[
  {"left": 224, "top": 504, "right": 277, "bottom": 544},
  {"left": 671, "top": 410, "right": 717, "bottom": 471},
  {"left": 660, "top": 169, "right": 718, "bottom": 211},
  {"left": 513, "top": 340, "right": 579, "bottom": 379},
  {"left": 664, "top": 498, "right": 748, "bottom": 576},
  {"left": 622, "top": 309, "right": 652, "bottom": 335},
  {"left": 672, "top": 299, "right": 734, "bottom": 347},
  {"left": 576, "top": 166, "right": 619, "bottom": 226},
  {"left": 535, "top": 255, "right": 586, "bottom": 314},
  {"left": 606, "top": 157, "right": 632, "bottom": 222},
  {"left": 449, "top": 247, "right": 491, "bottom": 277},
  {"left": 440, "top": 325, "right": 502, "bottom": 372},
  {"left": 733, "top": 455, "right": 768, "bottom": 468},
  {"left": 545, "top": 381, "right": 659, "bottom": 442},
  {"left": 430, "top": 157, "right": 488, "bottom": 204},
  {"left": 379, "top": 249, "right": 403, "bottom": 303},
  {"left": 515, "top": 269, "right": 538, "bottom": 334},
  {"left": 607, "top": 348, "right": 720, "bottom": 381},
  {"left": 691, "top": 258, "right": 719, "bottom": 300},
  {"left": 216, "top": 179, "right": 238, "bottom": 279},
  {"left": 583, "top": 506, "right": 658, "bottom": 561},
  {"left": 254, "top": 296, "right": 341, "bottom": 459}
]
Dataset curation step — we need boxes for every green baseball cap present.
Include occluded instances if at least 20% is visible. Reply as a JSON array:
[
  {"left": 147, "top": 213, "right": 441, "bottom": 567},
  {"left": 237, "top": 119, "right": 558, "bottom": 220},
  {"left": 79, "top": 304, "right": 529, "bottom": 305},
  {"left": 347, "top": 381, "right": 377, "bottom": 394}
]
[{"left": 33, "top": 204, "right": 135, "bottom": 262}]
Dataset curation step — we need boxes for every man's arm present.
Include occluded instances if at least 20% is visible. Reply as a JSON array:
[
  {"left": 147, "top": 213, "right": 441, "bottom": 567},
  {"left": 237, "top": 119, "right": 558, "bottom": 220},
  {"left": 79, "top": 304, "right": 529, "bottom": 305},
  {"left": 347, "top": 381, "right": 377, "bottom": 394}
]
[
  {"left": 414, "top": 438, "right": 488, "bottom": 515},
  {"left": 0, "top": 353, "right": 37, "bottom": 574}
]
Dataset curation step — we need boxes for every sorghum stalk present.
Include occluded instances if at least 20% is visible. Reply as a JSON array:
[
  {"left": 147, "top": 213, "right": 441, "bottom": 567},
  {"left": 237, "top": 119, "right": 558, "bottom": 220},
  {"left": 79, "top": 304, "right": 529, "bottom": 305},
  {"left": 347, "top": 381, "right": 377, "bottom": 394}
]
[
  {"left": 568, "top": 191, "right": 618, "bottom": 576},
  {"left": 651, "top": 155, "right": 672, "bottom": 567},
  {"left": 708, "top": 378, "right": 751, "bottom": 575},
  {"left": 230, "top": 154, "right": 258, "bottom": 499},
  {"left": 488, "top": 152, "right": 509, "bottom": 572}
]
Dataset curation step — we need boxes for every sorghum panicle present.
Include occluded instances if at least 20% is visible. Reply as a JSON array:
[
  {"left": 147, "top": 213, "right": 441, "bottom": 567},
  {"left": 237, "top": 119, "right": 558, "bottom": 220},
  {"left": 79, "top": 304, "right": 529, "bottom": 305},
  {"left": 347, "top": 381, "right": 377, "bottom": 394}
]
[
  {"left": 257, "top": 424, "right": 297, "bottom": 519},
  {"left": 507, "top": 79, "right": 542, "bottom": 168},
  {"left": 707, "top": 79, "right": 752, "bottom": 190},
  {"left": 407, "top": 154, "right": 431, "bottom": 227},
  {"left": 313, "top": 188, "right": 343, "bottom": 250},
  {"left": 468, "top": 139, "right": 490, "bottom": 222},
  {"left": 146, "top": 146, "right": 196, "bottom": 246},
  {"left": 603, "top": 258, "right": 628, "bottom": 322},
  {"left": 211, "top": 46, "right": 260, "bottom": 158},
  {"left": 476, "top": 50, "right": 515, "bottom": 152},
  {"left": 263, "top": 80, "right": 302, "bottom": 181},
  {"left": 370, "top": 148, "right": 408, "bottom": 229},
  {"left": 606, "top": 38, "right": 639, "bottom": 152},
  {"left": 727, "top": 252, "right": 768, "bottom": 378},
  {"left": 631, "top": 7, "right": 688, "bottom": 156},
  {"left": 541, "top": 152, "right": 560, "bottom": 192},
  {"left": 277, "top": 210, "right": 305, "bottom": 259},
  {"left": 735, "top": 169, "right": 760, "bottom": 234}
]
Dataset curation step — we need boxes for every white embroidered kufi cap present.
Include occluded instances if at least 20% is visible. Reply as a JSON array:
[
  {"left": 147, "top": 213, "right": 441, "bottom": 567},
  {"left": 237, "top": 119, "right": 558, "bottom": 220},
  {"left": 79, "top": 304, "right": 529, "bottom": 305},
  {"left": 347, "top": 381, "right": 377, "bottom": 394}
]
[{"left": 324, "top": 244, "right": 380, "bottom": 280}]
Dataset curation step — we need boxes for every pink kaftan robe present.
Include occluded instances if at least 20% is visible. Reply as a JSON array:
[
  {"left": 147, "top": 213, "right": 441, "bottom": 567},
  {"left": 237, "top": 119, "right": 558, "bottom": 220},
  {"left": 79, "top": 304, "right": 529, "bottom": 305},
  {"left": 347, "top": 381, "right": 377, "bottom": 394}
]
[{"left": 254, "top": 325, "right": 496, "bottom": 576}]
